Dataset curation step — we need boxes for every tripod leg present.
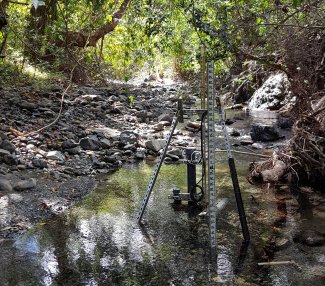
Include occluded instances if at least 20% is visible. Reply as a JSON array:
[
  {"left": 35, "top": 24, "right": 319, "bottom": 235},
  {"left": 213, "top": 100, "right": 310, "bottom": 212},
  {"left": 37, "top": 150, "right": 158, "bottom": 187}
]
[
  {"left": 218, "top": 107, "right": 250, "bottom": 242},
  {"left": 228, "top": 157, "right": 250, "bottom": 242}
]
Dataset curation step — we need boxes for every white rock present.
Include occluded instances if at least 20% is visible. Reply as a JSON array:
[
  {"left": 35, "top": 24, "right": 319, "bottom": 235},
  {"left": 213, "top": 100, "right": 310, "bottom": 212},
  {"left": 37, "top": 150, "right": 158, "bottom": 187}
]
[{"left": 46, "top": 151, "right": 65, "bottom": 161}]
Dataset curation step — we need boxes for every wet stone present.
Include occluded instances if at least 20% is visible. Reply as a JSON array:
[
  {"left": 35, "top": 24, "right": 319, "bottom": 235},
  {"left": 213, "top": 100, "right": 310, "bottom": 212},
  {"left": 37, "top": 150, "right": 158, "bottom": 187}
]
[
  {"left": 230, "top": 130, "right": 241, "bottom": 137},
  {"left": 0, "top": 179, "right": 13, "bottom": 192},
  {"left": 18, "top": 100, "right": 37, "bottom": 110},
  {"left": 145, "top": 139, "right": 164, "bottom": 152},
  {"left": 158, "top": 113, "right": 172, "bottom": 122},
  {"left": 0, "top": 149, "right": 11, "bottom": 158},
  {"left": 0, "top": 140, "right": 16, "bottom": 153},
  {"left": 3, "top": 154, "right": 18, "bottom": 165},
  {"left": 65, "top": 146, "right": 81, "bottom": 155},
  {"left": 120, "top": 131, "right": 138, "bottom": 145},
  {"left": 61, "top": 139, "right": 78, "bottom": 150},
  {"left": 32, "top": 159, "right": 48, "bottom": 169},
  {"left": 79, "top": 137, "right": 101, "bottom": 151},
  {"left": 250, "top": 124, "right": 281, "bottom": 142},
  {"left": 13, "top": 178, "right": 37, "bottom": 191},
  {"left": 187, "top": 122, "right": 201, "bottom": 129},
  {"left": 294, "top": 230, "right": 325, "bottom": 247}
]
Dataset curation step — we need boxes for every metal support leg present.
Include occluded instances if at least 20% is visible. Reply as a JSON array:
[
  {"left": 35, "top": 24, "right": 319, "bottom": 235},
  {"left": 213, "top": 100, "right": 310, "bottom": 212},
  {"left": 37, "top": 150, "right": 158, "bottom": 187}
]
[
  {"left": 136, "top": 112, "right": 179, "bottom": 223},
  {"left": 185, "top": 148, "right": 197, "bottom": 202},
  {"left": 218, "top": 107, "right": 250, "bottom": 242}
]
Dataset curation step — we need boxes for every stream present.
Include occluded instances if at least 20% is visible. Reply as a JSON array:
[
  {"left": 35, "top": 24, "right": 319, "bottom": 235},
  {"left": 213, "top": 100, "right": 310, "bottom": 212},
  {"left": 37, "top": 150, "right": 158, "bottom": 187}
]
[{"left": 0, "top": 111, "right": 324, "bottom": 286}]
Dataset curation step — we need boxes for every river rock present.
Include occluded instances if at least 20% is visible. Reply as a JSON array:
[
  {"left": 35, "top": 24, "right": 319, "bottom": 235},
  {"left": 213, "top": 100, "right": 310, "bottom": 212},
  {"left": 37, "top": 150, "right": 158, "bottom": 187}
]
[
  {"left": 79, "top": 137, "right": 101, "bottom": 151},
  {"left": 0, "top": 179, "right": 13, "bottom": 192},
  {"left": 0, "top": 149, "right": 10, "bottom": 158},
  {"left": 80, "top": 94, "right": 102, "bottom": 101},
  {"left": 100, "top": 138, "right": 111, "bottom": 149},
  {"left": 153, "top": 123, "right": 164, "bottom": 132},
  {"left": 187, "top": 122, "right": 201, "bottom": 129},
  {"left": 65, "top": 146, "right": 81, "bottom": 155},
  {"left": 61, "top": 139, "right": 78, "bottom": 150},
  {"left": 13, "top": 178, "right": 37, "bottom": 191},
  {"left": 158, "top": 113, "right": 172, "bottom": 122},
  {"left": 135, "top": 148, "right": 145, "bottom": 159},
  {"left": 135, "top": 110, "right": 148, "bottom": 120},
  {"left": 294, "top": 230, "right": 325, "bottom": 247},
  {"left": 225, "top": 118, "right": 236, "bottom": 125},
  {"left": 252, "top": 142, "right": 264, "bottom": 149},
  {"left": 46, "top": 151, "right": 65, "bottom": 161},
  {"left": 120, "top": 131, "right": 138, "bottom": 145},
  {"left": 3, "top": 154, "right": 17, "bottom": 165},
  {"left": 32, "top": 159, "right": 48, "bottom": 169},
  {"left": 18, "top": 100, "right": 37, "bottom": 110},
  {"left": 0, "top": 140, "right": 16, "bottom": 153},
  {"left": 167, "top": 148, "right": 183, "bottom": 157},
  {"left": 0, "top": 132, "right": 7, "bottom": 140},
  {"left": 230, "top": 130, "right": 241, "bottom": 137},
  {"left": 145, "top": 139, "right": 164, "bottom": 152},
  {"left": 166, "top": 153, "right": 179, "bottom": 161},
  {"left": 248, "top": 72, "right": 292, "bottom": 110},
  {"left": 250, "top": 124, "right": 281, "bottom": 142}
]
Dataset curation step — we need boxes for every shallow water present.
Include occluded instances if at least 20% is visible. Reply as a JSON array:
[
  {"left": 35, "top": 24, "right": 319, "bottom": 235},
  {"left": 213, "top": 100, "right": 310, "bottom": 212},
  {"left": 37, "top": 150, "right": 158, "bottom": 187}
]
[
  {"left": 0, "top": 110, "right": 324, "bottom": 285},
  {"left": 0, "top": 156, "right": 324, "bottom": 286}
]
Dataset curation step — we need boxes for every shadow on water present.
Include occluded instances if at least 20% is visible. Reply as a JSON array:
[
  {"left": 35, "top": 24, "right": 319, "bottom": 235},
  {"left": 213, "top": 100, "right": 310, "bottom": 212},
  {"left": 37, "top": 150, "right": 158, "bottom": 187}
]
[{"left": 0, "top": 160, "right": 324, "bottom": 285}]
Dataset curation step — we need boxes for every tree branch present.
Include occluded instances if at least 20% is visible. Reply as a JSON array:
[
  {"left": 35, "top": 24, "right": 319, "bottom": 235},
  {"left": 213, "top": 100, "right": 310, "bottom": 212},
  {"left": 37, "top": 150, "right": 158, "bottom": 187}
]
[{"left": 63, "top": 0, "right": 131, "bottom": 48}]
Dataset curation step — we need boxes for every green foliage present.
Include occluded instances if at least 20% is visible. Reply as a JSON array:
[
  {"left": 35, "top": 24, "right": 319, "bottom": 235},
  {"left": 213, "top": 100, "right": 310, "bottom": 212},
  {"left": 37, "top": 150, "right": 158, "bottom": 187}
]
[{"left": 0, "top": 0, "right": 322, "bottom": 83}]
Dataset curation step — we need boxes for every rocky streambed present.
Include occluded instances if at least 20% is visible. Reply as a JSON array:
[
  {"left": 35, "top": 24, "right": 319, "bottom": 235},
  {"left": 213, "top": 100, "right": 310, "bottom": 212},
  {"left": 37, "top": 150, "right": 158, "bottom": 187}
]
[
  {"left": 0, "top": 81, "right": 210, "bottom": 238},
  {"left": 1, "top": 79, "right": 325, "bottom": 285}
]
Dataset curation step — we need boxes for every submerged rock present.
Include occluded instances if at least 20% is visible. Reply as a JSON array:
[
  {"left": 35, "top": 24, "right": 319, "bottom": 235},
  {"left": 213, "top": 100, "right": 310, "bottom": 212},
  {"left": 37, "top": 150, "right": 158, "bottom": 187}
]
[
  {"left": 250, "top": 124, "right": 281, "bottom": 142},
  {"left": 294, "top": 230, "right": 325, "bottom": 247}
]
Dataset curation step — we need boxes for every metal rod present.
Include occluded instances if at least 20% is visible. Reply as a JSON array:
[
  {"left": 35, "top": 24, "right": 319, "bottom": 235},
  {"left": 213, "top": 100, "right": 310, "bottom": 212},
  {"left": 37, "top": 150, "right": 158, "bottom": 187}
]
[
  {"left": 228, "top": 158, "right": 250, "bottom": 242},
  {"left": 207, "top": 61, "right": 217, "bottom": 260},
  {"left": 136, "top": 112, "right": 179, "bottom": 223},
  {"left": 218, "top": 107, "right": 250, "bottom": 242}
]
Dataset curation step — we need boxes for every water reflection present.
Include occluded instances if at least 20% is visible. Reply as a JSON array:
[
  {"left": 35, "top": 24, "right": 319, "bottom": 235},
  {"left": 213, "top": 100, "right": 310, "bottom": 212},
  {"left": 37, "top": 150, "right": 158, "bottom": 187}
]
[{"left": 0, "top": 162, "right": 324, "bottom": 285}]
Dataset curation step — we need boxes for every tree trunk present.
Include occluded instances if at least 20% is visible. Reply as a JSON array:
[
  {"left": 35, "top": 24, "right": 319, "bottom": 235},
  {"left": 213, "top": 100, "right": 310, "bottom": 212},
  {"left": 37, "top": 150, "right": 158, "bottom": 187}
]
[
  {"left": 62, "top": 0, "right": 131, "bottom": 47},
  {"left": 0, "top": 0, "right": 9, "bottom": 31}
]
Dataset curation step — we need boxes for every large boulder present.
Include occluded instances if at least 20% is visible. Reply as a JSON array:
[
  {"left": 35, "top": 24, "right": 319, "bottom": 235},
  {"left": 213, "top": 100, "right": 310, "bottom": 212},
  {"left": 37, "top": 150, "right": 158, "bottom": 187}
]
[
  {"left": 250, "top": 124, "right": 281, "bottom": 142},
  {"left": 248, "top": 72, "right": 294, "bottom": 110}
]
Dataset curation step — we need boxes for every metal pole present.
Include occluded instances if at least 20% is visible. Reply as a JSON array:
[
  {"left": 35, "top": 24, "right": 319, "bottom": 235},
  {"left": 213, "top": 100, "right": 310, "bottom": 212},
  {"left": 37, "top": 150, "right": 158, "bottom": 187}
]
[
  {"left": 207, "top": 61, "right": 217, "bottom": 260},
  {"left": 136, "top": 112, "right": 179, "bottom": 223},
  {"left": 218, "top": 107, "right": 250, "bottom": 242},
  {"left": 201, "top": 46, "right": 207, "bottom": 110}
]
